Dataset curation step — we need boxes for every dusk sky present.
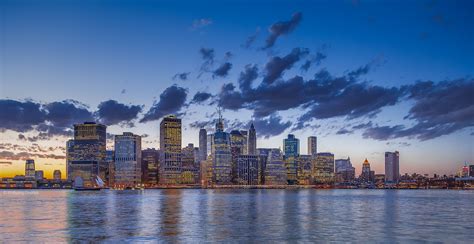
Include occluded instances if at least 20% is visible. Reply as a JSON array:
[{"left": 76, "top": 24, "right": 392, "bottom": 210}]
[{"left": 1, "top": 0, "right": 473, "bottom": 178}]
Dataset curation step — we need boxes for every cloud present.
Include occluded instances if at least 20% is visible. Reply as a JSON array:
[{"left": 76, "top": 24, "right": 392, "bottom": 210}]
[
  {"left": 140, "top": 85, "right": 188, "bottom": 123},
  {"left": 361, "top": 79, "right": 474, "bottom": 141},
  {"left": 96, "top": 100, "right": 143, "bottom": 126},
  {"left": 249, "top": 114, "right": 292, "bottom": 138},
  {"left": 0, "top": 100, "right": 46, "bottom": 132},
  {"left": 336, "top": 128, "right": 353, "bottom": 135},
  {"left": 0, "top": 151, "right": 66, "bottom": 160},
  {"left": 0, "top": 161, "right": 12, "bottom": 165},
  {"left": 262, "top": 47, "right": 309, "bottom": 85},
  {"left": 213, "top": 62, "right": 232, "bottom": 78},
  {"left": 264, "top": 12, "right": 303, "bottom": 49},
  {"left": 242, "top": 27, "right": 260, "bottom": 49},
  {"left": 173, "top": 72, "right": 191, "bottom": 81},
  {"left": 301, "top": 51, "right": 327, "bottom": 72},
  {"left": 191, "top": 18, "right": 213, "bottom": 30},
  {"left": 191, "top": 92, "right": 213, "bottom": 104}
]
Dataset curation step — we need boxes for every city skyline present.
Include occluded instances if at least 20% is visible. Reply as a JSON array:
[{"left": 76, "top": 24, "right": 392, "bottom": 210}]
[{"left": 1, "top": 0, "right": 473, "bottom": 179}]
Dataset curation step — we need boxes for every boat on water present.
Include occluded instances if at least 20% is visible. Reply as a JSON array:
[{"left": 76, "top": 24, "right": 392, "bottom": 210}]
[{"left": 73, "top": 176, "right": 105, "bottom": 191}]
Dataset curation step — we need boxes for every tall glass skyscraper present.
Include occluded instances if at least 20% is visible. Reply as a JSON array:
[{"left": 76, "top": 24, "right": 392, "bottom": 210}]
[
  {"left": 230, "top": 130, "right": 246, "bottom": 183},
  {"left": 284, "top": 134, "right": 300, "bottom": 158},
  {"left": 25, "top": 159, "right": 35, "bottom": 179},
  {"left": 247, "top": 123, "right": 257, "bottom": 155},
  {"left": 212, "top": 113, "right": 232, "bottom": 185},
  {"left": 199, "top": 128, "right": 207, "bottom": 161},
  {"left": 160, "top": 115, "right": 182, "bottom": 184},
  {"left": 67, "top": 122, "right": 107, "bottom": 187},
  {"left": 313, "top": 152, "right": 335, "bottom": 184},
  {"left": 264, "top": 149, "right": 287, "bottom": 185},
  {"left": 385, "top": 151, "right": 400, "bottom": 183},
  {"left": 114, "top": 132, "right": 142, "bottom": 188},
  {"left": 307, "top": 136, "right": 317, "bottom": 156},
  {"left": 236, "top": 155, "right": 260, "bottom": 185}
]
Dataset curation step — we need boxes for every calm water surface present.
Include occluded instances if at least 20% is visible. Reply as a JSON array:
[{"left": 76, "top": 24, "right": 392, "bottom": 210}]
[{"left": 0, "top": 189, "right": 473, "bottom": 242}]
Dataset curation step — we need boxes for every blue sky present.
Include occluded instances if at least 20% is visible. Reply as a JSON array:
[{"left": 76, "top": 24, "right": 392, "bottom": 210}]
[{"left": 1, "top": 0, "right": 473, "bottom": 178}]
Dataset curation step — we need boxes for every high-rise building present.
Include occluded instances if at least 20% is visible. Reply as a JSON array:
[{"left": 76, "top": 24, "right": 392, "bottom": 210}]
[
  {"left": 67, "top": 122, "right": 107, "bottom": 187},
  {"left": 160, "top": 115, "right": 182, "bottom": 184},
  {"left": 236, "top": 155, "right": 260, "bottom": 185},
  {"left": 240, "top": 130, "right": 248, "bottom": 155},
  {"left": 207, "top": 134, "right": 214, "bottom": 157},
  {"left": 230, "top": 130, "right": 246, "bottom": 183},
  {"left": 360, "top": 158, "right": 372, "bottom": 182},
  {"left": 247, "top": 123, "right": 257, "bottom": 155},
  {"left": 307, "top": 136, "right": 317, "bottom": 156},
  {"left": 35, "top": 170, "right": 44, "bottom": 181},
  {"left": 212, "top": 112, "right": 232, "bottom": 185},
  {"left": 105, "top": 150, "right": 114, "bottom": 186},
  {"left": 25, "top": 159, "right": 35, "bottom": 179},
  {"left": 257, "top": 148, "right": 272, "bottom": 185},
  {"left": 335, "top": 157, "right": 355, "bottom": 183},
  {"left": 114, "top": 132, "right": 142, "bottom": 188},
  {"left": 296, "top": 155, "right": 313, "bottom": 185},
  {"left": 385, "top": 151, "right": 400, "bottom": 183},
  {"left": 199, "top": 129, "right": 207, "bottom": 161},
  {"left": 182, "top": 143, "right": 199, "bottom": 184},
  {"left": 264, "top": 149, "right": 287, "bottom": 185},
  {"left": 313, "top": 153, "right": 335, "bottom": 184},
  {"left": 284, "top": 134, "right": 300, "bottom": 158},
  {"left": 142, "top": 148, "right": 159, "bottom": 186},
  {"left": 470, "top": 165, "right": 474, "bottom": 177},
  {"left": 53, "top": 170, "right": 62, "bottom": 181}
]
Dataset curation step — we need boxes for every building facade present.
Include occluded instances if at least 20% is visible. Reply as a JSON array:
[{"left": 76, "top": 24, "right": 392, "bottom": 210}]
[
  {"left": 67, "top": 122, "right": 107, "bottom": 187},
  {"left": 313, "top": 153, "right": 335, "bottom": 184},
  {"left": 247, "top": 123, "right": 257, "bottom": 155},
  {"left": 297, "top": 155, "right": 313, "bottom": 185},
  {"left": 114, "top": 132, "right": 142, "bottom": 188},
  {"left": 284, "top": 134, "right": 300, "bottom": 158},
  {"left": 160, "top": 115, "right": 182, "bottom": 184},
  {"left": 307, "top": 136, "right": 317, "bottom": 156},
  {"left": 360, "top": 158, "right": 372, "bottom": 182},
  {"left": 230, "top": 130, "right": 246, "bottom": 183},
  {"left": 25, "top": 159, "right": 35, "bottom": 179},
  {"left": 212, "top": 115, "right": 232, "bottom": 185},
  {"left": 236, "top": 155, "right": 260, "bottom": 185},
  {"left": 385, "top": 151, "right": 400, "bottom": 183},
  {"left": 264, "top": 149, "right": 287, "bottom": 185},
  {"left": 142, "top": 148, "right": 159, "bottom": 186},
  {"left": 199, "top": 128, "right": 207, "bottom": 161},
  {"left": 335, "top": 157, "right": 355, "bottom": 183}
]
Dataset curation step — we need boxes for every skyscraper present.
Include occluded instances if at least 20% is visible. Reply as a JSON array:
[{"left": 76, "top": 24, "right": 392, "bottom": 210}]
[
  {"left": 360, "top": 158, "right": 372, "bottom": 182},
  {"left": 25, "top": 159, "right": 35, "bottom": 179},
  {"left": 240, "top": 130, "right": 248, "bottom": 155},
  {"left": 385, "top": 151, "right": 400, "bottom": 183},
  {"left": 67, "top": 122, "right": 107, "bottom": 187},
  {"left": 236, "top": 155, "right": 260, "bottom": 185},
  {"left": 313, "top": 153, "right": 335, "bottom": 184},
  {"left": 182, "top": 143, "right": 199, "bottom": 184},
  {"left": 264, "top": 149, "right": 287, "bottom": 185},
  {"left": 142, "top": 148, "right": 159, "bottom": 186},
  {"left": 207, "top": 134, "right": 214, "bottom": 157},
  {"left": 160, "top": 115, "right": 182, "bottom": 184},
  {"left": 199, "top": 128, "right": 207, "bottom": 161},
  {"left": 230, "top": 130, "right": 246, "bottom": 183},
  {"left": 335, "top": 157, "right": 355, "bottom": 183},
  {"left": 212, "top": 111, "right": 232, "bottom": 185},
  {"left": 114, "top": 132, "right": 142, "bottom": 188},
  {"left": 296, "top": 155, "right": 313, "bottom": 185},
  {"left": 284, "top": 134, "right": 300, "bottom": 158},
  {"left": 247, "top": 123, "right": 257, "bottom": 155},
  {"left": 307, "top": 136, "right": 317, "bottom": 156}
]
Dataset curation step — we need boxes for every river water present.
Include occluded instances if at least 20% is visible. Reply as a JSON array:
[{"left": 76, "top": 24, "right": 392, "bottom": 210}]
[{"left": 0, "top": 189, "right": 472, "bottom": 242}]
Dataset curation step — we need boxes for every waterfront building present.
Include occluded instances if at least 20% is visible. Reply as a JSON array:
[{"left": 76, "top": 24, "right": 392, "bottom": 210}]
[
  {"left": 182, "top": 143, "right": 199, "bottom": 184},
  {"left": 297, "top": 155, "right": 313, "bottom": 185},
  {"left": 207, "top": 134, "right": 214, "bottom": 157},
  {"left": 53, "top": 170, "right": 62, "bottom": 181},
  {"left": 307, "top": 136, "right": 317, "bottom": 156},
  {"left": 142, "top": 148, "right": 159, "bottom": 186},
  {"left": 360, "top": 158, "right": 372, "bottom": 182},
  {"left": 284, "top": 134, "right": 300, "bottom": 158},
  {"left": 67, "top": 122, "right": 107, "bottom": 187},
  {"left": 247, "top": 123, "right": 257, "bottom": 155},
  {"left": 199, "top": 129, "right": 207, "bottom": 161},
  {"left": 160, "top": 115, "right": 182, "bottom": 184},
  {"left": 25, "top": 159, "right": 35, "bottom": 179},
  {"left": 230, "top": 130, "right": 246, "bottom": 183},
  {"left": 35, "top": 170, "right": 44, "bottom": 181},
  {"left": 105, "top": 150, "right": 114, "bottom": 186},
  {"left": 264, "top": 149, "right": 287, "bottom": 185},
  {"left": 114, "top": 132, "right": 142, "bottom": 188},
  {"left": 240, "top": 130, "right": 248, "bottom": 155},
  {"left": 236, "top": 155, "right": 260, "bottom": 185},
  {"left": 212, "top": 112, "right": 232, "bottom": 185},
  {"left": 335, "top": 157, "right": 355, "bottom": 183},
  {"left": 257, "top": 148, "right": 273, "bottom": 185},
  {"left": 385, "top": 151, "right": 400, "bottom": 183},
  {"left": 313, "top": 153, "right": 335, "bottom": 184}
]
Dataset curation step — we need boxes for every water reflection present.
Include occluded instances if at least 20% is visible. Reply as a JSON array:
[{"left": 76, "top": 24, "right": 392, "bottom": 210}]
[{"left": 0, "top": 189, "right": 473, "bottom": 242}]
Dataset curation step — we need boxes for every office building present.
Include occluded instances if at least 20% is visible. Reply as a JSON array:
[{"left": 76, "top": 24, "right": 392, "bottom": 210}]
[
  {"left": 313, "top": 153, "right": 335, "bottom": 184},
  {"left": 240, "top": 130, "right": 248, "bottom": 155},
  {"left": 360, "top": 158, "right": 372, "bottom": 182},
  {"left": 199, "top": 128, "right": 207, "bottom": 161},
  {"left": 35, "top": 170, "right": 44, "bottom": 181},
  {"left": 335, "top": 157, "right": 355, "bottom": 183},
  {"left": 385, "top": 151, "right": 400, "bottom": 183},
  {"left": 284, "top": 134, "right": 300, "bottom": 158},
  {"left": 114, "top": 132, "right": 142, "bottom": 188},
  {"left": 264, "top": 149, "right": 287, "bottom": 185},
  {"left": 297, "top": 155, "right": 313, "bottom": 185},
  {"left": 207, "top": 134, "right": 214, "bottom": 157},
  {"left": 25, "top": 159, "right": 35, "bottom": 179},
  {"left": 212, "top": 112, "right": 232, "bottom": 185},
  {"left": 247, "top": 123, "right": 257, "bottom": 155},
  {"left": 236, "top": 155, "right": 260, "bottom": 185},
  {"left": 67, "top": 122, "right": 107, "bottom": 187},
  {"left": 142, "top": 148, "right": 159, "bottom": 186},
  {"left": 307, "top": 136, "right": 317, "bottom": 156},
  {"left": 182, "top": 143, "right": 199, "bottom": 184},
  {"left": 230, "top": 130, "right": 246, "bottom": 182},
  {"left": 160, "top": 115, "right": 182, "bottom": 184}
]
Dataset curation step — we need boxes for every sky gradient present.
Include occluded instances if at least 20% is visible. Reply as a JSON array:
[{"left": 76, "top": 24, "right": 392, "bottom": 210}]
[{"left": 1, "top": 0, "right": 473, "bottom": 179}]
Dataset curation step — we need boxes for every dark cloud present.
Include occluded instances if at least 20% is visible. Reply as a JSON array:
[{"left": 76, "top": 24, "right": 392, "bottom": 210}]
[
  {"left": 96, "top": 100, "right": 143, "bottom": 126},
  {"left": 213, "top": 62, "right": 232, "bottom": 78},
  {"left": 191, "top": 92, "right": 213, "bottom": 104},
  {"left": 0, "top": 151, "right": 66, "bottom": 160},
  {"left": 121, "top": 89, "right": 126, "bottom": 94},
  {"left": 44, "top": 100, "right": 94, "bottom": 129},
  {"left": 200, "top": 47, "right": 215, "bottom": 67},
  {"left": 140, "top": 85, "right": 188, "bottom": 123},
  {"left": 0, "top": 100, "right": 46, "bottom": 132},
  {"left": 264, "top": 12, "right": 303, "bottom": 49},
  {"left": 250, "top": 114, "right": 292, "bottom": 139},
  {"left": 362, "top": 79, "right": 474, "bottom": 141},
  {"left": 242, "top": 28, "right": 260, "bottom": 49},
  {"left": 262, "top": 47, "right": 309, "bottom": 85},
  {"left": 0, "top": 161, "right": 12, "bottom": 165},
  {"left": 301, "top": 52, "right": 327, "bottom": 72},
  {"left": 173, "top": 72, "right": 191, "bottom": 81},
  {"left": 336, "top": 128, "right": 353, "bottom": 135}
]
